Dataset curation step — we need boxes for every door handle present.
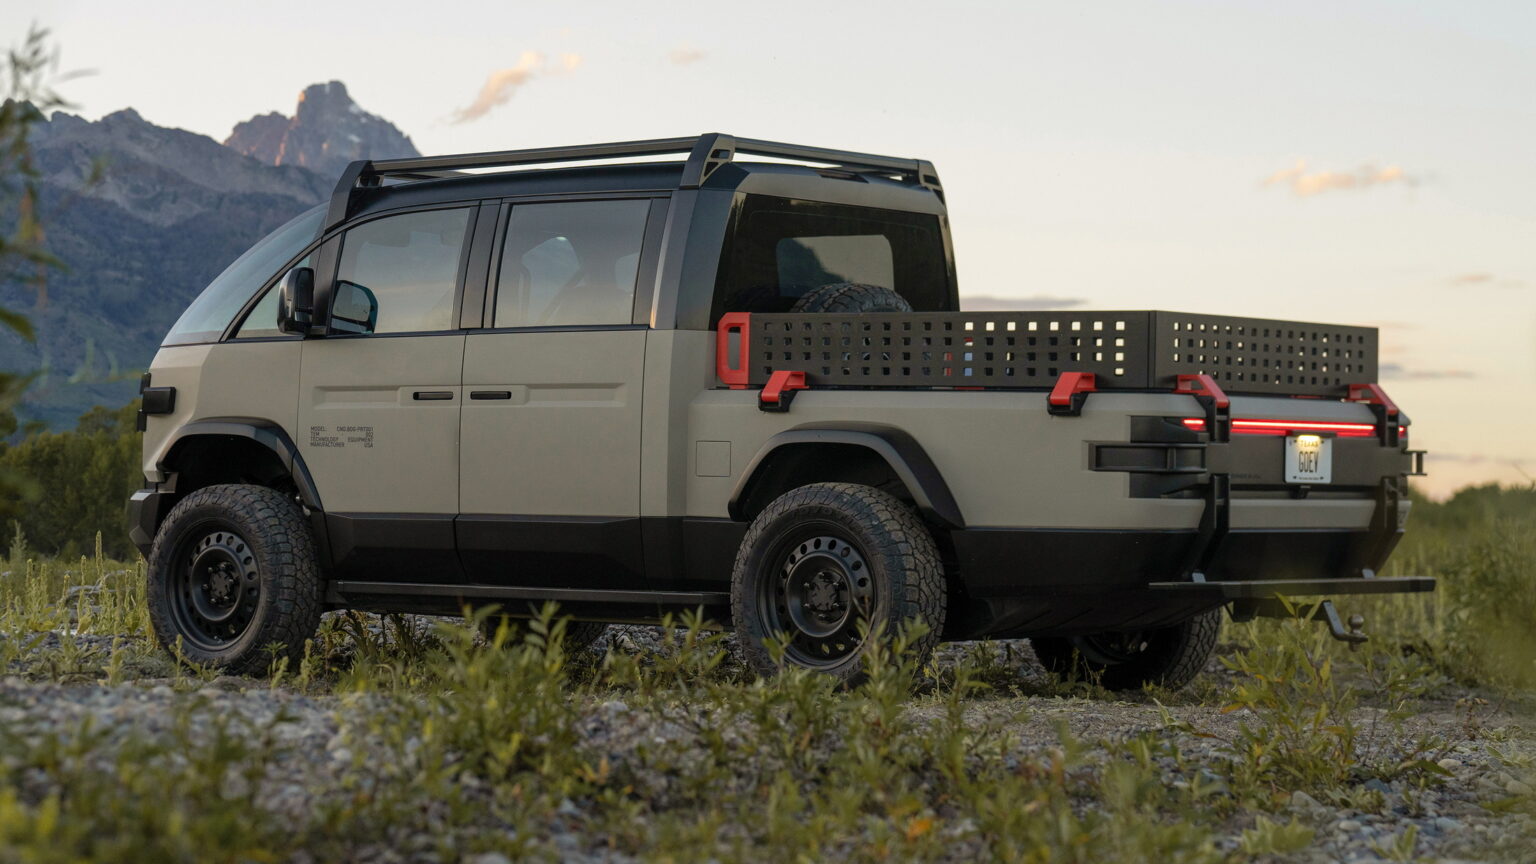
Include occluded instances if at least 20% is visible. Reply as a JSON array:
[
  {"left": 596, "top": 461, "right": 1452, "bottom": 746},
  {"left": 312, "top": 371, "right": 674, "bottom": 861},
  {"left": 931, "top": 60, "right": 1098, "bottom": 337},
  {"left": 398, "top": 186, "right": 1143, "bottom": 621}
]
[
  {"left": 470, "top": 390, "right": 512, "bottom": 400},
  {"left": 412, "top": 390, "right": 454, "bottom": 401}
]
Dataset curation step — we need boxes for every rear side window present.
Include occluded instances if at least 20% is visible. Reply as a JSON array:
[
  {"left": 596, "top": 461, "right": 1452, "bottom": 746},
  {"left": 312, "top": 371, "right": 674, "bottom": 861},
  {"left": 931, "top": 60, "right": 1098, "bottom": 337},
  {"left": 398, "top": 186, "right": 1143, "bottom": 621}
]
[
  {"left": 711, "top": 195, "right": 950, "bottom": 323},
  {"left": 335, "top": 208, "right": 472, "bottom": 334},
  {"left": 493, "top": 199, "right": 650, "bottom": 328}
]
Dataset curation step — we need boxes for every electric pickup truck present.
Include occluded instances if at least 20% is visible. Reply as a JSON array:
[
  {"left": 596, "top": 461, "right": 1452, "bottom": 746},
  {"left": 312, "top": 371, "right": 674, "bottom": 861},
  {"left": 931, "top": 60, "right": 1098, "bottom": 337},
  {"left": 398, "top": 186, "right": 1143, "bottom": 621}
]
[{"left": 128, "top": 134, "right": 1431, "bottom": 689}]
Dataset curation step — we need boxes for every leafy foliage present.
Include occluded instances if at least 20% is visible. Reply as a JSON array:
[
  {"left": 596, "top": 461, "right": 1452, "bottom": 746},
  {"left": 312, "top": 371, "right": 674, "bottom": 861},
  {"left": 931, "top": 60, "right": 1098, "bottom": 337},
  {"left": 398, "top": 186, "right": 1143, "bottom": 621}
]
[
  {"left": 0, "top": 401, "right": 141, "bottom": 559},
  {"left": 1, "top": 27, "right": 88, "bottom": 496}
]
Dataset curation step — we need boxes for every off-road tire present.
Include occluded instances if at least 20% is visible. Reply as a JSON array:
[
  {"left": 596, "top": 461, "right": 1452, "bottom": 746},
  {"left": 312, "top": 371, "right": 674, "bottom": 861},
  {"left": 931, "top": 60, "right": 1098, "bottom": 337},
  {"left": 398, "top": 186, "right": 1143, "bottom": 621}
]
[
  {"left": 731, "top": 482, "right": 945, "bottom": 686},
  {"left": 791, "top": 282, "right": 913, "bottom": 313},
  {"left": 146, "top": 484, "right": 323, "bottom": 675},
  {"left": 480, "top": 615, "right": 609, "bottom": 654},
  {"left": 1030, "top": 609, "right": 1221, "bottom": 692}
]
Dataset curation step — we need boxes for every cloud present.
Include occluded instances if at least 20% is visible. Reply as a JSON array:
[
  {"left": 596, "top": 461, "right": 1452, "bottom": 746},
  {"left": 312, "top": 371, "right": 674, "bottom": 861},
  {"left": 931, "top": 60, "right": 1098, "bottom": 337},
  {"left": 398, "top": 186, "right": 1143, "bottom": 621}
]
[
  {"left": 960, "top": 295, "right": 1087, "bottom": 311},
  {"left": 669, "top": 47, "right": 706, "bottom": 65},
  {"left": 452, "top": 51, "right": 582, "bottom": 123},
  {"left": 1379, "top": 362, "right": 1475, "bottom": 381},
  {"left": 1449, "top": 272, "right": 1525, "bottom": 289},
  {"left": 1262, "top": 159, "right": 1418, "bottom": 197}
]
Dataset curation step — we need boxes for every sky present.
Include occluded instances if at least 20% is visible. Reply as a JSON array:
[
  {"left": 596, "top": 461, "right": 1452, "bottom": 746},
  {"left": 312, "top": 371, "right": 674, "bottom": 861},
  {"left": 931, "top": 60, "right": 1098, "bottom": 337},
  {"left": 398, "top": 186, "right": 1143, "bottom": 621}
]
[{"left": 4, "top": 0, "right": 1533, "bottom": 497}]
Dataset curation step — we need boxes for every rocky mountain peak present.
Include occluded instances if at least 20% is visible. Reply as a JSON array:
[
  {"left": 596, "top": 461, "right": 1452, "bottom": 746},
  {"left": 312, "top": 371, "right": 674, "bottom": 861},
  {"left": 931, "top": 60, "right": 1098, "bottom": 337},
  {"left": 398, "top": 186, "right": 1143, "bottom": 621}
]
[{"left": 225, "top": 80, "right": 419, "bottom": 179}]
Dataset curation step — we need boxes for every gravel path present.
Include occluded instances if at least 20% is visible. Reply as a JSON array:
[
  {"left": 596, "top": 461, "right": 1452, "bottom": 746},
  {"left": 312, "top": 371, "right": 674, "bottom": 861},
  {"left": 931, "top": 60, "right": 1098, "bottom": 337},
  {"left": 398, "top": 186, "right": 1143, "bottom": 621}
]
[{"left": 1, "top": 627, "right": 1532, "bottom": 862}]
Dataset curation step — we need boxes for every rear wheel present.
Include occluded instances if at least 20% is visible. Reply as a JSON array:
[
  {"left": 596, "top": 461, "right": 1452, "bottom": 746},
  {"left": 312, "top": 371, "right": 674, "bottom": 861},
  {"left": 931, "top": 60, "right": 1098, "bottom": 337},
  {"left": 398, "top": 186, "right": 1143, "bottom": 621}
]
[
  {"left": 1030, "top": 610, "right": 1221, "bottom": 691},
  {"left": 146, "top": 484, "right": 322, "bottom": 675},
  {"left": 730, "top": 482, "right": 945, "bottom": 685}
]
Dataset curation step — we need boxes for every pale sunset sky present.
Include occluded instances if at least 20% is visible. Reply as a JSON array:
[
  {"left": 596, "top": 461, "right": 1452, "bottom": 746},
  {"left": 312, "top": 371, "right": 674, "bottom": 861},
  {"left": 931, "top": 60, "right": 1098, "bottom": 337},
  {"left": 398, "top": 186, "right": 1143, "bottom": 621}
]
[{"left": 6, "top": 0, "right": 1533, "bottom": 497}]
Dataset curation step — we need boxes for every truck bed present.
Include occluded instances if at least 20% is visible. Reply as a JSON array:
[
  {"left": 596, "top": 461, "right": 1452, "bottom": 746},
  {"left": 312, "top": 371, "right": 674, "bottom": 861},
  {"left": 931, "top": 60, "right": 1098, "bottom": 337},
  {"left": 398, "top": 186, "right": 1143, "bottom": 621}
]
[{"left": 719, "top": 309, "right": 1378, "bottom": 397}]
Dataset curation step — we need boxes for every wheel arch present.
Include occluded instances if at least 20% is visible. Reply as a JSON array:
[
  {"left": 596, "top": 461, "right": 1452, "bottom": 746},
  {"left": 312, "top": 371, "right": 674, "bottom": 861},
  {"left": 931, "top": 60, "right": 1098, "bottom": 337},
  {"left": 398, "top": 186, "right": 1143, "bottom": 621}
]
[
  {"left": 728, "top": 425, "right": 964, "bottom": 529},
  {"left": 158, "top": 418, "right": 323, "bottom": 511}
]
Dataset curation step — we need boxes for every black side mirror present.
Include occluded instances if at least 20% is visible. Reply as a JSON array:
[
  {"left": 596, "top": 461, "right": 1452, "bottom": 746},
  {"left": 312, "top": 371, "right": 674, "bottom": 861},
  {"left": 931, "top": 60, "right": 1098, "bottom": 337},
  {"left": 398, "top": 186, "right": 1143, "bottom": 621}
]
[
  {"left": 276, "top": 267, "right": 315, "bottom": 335},
  {"left": 330, "top": 280, "right": 378, "bottom": 335}
]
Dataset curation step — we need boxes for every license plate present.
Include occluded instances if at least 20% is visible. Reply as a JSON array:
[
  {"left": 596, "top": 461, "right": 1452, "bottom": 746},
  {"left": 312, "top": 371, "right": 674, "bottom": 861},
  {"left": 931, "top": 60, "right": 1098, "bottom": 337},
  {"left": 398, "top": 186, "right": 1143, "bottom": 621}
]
[{"left": 1285, "top": 434, "right": 1332, "bottom": 484}]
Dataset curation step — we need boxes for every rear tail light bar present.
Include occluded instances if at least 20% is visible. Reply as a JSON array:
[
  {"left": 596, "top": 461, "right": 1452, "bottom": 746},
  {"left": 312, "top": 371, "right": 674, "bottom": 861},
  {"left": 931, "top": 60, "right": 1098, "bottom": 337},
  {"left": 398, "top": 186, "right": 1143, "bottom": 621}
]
[{"left": 1181, "top": 418, "right": 1378, "bottom": 437}]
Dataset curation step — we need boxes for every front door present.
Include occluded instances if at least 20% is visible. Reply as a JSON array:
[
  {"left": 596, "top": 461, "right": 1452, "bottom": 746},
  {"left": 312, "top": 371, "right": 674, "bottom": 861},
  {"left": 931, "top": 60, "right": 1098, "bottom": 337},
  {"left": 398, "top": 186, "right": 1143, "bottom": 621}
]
[
  {"left": 458, "top": 198, "right": 658, "bottom": 588},
  {"left": 298, "top": 206, "right": 476, "bottom": 582}
]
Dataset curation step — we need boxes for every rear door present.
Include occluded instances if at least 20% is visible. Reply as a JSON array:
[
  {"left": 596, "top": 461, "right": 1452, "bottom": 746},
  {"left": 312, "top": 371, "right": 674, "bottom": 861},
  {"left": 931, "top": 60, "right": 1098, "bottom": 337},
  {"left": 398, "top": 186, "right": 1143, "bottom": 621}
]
[
  {"left": 458, "top": 196, "right": 665, "bottom": 588},
  {"left": 298, "top": 205, "right": 479, "bottom": 582}
]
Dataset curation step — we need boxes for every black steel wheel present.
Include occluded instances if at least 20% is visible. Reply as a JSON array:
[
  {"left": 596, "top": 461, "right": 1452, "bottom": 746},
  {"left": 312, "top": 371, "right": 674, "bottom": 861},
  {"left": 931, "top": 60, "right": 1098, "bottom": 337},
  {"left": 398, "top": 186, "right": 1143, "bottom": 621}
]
[
  {"left": 147, "top": 484, "right": 322, "bottom": 675},
  {"left": 167, "top": 527, "right": 262, "bottom": 651},
  {"left": 731, "top": 482, "right": 945, "bottom": 685},
  {"left": 761, "top": 532, "right": 876, "bottom": 667},
  {"left": 1030, "top": 610, "right": 1221, "bottom": 692}
]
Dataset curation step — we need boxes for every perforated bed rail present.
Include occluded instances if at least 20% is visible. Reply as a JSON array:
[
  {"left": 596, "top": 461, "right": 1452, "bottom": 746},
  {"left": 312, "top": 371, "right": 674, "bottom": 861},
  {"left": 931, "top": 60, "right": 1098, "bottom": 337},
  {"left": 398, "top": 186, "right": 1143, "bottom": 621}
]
[{"left": 718, "top": 310, "right": 1377, "bottom": 397}]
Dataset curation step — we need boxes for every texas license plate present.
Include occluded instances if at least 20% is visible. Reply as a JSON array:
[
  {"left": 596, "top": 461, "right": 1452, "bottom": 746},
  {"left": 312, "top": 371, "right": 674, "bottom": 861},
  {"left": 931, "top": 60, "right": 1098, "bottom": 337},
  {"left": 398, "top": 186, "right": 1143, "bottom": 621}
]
[{"left": 1285, "top": 434, "right": 1332, "bottom": 484}]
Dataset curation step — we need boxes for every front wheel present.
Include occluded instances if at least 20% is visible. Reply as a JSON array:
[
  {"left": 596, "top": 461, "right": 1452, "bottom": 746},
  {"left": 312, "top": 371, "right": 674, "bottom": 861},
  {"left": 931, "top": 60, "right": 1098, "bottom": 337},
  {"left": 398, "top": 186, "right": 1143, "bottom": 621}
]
[
  {"left": 1030, "top": 609, "right": 1221, "bottom": 692},
  {"left": 146, "top": 484, "right": 323, "bottom": 675},
  {"left": 730, "top": 482, "right": 946, "bottom": 686}
]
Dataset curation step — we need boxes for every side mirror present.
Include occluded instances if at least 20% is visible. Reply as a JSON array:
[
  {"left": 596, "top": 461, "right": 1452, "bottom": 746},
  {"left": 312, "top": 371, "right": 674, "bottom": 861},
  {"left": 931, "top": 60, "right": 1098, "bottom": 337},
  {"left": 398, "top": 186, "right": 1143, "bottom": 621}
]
[
  {"left": 330, "top": 280, "right": 378, "bottom": 335},
  {"left": 276, "top": 267, "right": 314, "bottom": 335}
]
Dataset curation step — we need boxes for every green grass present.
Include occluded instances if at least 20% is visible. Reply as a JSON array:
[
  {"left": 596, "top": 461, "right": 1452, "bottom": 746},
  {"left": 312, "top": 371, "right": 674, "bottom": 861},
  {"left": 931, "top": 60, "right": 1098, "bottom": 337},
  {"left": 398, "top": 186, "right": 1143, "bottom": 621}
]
[{"left": 0, "top": 487, "right": 1533, "bottom": 862}]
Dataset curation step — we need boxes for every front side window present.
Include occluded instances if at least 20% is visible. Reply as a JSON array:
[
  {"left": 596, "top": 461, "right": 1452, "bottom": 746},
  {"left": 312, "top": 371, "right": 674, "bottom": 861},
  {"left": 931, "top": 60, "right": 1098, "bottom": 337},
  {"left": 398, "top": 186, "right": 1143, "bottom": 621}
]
[
  {"left": 163, "top": 204, "right": 324, "bottom": 345},
  {"left": 494, "top": 199, "right": 650, "bottom": 328},
  {"left": 233, "top": 253, "right": 311, "bottom": 339},
  {"left": 334, "top": 208, "right": 472, "bottom": 334},
  {"left": 711, "top": 196, "right": 951, "bottom": 323}
]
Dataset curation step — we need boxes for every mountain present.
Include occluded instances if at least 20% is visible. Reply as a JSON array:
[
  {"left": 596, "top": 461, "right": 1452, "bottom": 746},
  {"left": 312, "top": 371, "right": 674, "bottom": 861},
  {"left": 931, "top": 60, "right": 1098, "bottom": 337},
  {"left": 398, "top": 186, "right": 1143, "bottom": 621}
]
[
  {"left": 226, "top": 81, "right": 419, "bottom": 178},
  {"left": 0, "top": 82, "right": 416, "bottom": 430}
]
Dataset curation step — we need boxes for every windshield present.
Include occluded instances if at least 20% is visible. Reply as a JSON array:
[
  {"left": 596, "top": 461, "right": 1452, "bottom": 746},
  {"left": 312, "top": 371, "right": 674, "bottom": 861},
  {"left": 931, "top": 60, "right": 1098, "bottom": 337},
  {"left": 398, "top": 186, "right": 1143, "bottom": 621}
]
[{"left": 162, "top": 204, "right": 325, "bottom": 345}]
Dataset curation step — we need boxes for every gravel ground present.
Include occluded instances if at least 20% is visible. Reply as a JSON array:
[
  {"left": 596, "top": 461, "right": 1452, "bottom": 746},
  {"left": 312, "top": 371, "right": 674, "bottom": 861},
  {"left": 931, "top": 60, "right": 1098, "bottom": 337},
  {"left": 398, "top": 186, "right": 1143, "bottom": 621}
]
[{"left": 2, "top": 626, "right": 1532, "bottom": 862}]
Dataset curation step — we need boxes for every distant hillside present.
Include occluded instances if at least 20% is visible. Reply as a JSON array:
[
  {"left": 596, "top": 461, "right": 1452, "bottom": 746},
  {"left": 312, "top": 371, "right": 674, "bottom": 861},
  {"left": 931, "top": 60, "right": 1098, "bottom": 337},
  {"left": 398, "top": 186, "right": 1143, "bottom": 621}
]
[{"left": 0, "top": 83, "right": 415, "bottom": 429}]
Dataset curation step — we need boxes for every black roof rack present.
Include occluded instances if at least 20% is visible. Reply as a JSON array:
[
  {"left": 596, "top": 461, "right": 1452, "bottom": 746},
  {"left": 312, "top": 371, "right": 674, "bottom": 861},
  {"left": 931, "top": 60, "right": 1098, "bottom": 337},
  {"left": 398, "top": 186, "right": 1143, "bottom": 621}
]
[{"left": 323, "top": 133, "right": 942, "bottom": 230}]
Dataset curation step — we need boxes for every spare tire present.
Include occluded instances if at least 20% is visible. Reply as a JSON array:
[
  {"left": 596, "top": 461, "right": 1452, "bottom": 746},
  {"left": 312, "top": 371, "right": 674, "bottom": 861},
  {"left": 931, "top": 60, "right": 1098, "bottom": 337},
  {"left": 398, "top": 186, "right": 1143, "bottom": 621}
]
[{"left": 791, "top": 282, "right": 912, "bottom": 313}]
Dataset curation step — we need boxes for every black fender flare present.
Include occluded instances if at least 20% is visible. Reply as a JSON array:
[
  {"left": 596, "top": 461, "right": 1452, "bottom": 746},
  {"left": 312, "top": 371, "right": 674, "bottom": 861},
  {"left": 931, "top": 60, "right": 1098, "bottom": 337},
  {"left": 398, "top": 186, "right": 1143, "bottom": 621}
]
[
  {"left": 158, "top": 417, "right": 324, "bottom": 511},
  {"left": 728, "top": 424, "right": 965, "bottom": 528}
]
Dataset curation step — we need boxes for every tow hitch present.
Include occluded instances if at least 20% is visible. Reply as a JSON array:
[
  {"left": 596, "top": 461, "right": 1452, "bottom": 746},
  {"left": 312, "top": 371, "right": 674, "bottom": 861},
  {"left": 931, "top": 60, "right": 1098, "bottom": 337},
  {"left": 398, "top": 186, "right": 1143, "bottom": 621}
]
[
  {"left": 1226, "top": 597, "right": 1371, "bottom": 650},
  {"left": 1319, "top": 601, "right": 1369, "bottom": 650},
  {"left": 1151, "top": 575, "right": 1426, "bottom": 652}
]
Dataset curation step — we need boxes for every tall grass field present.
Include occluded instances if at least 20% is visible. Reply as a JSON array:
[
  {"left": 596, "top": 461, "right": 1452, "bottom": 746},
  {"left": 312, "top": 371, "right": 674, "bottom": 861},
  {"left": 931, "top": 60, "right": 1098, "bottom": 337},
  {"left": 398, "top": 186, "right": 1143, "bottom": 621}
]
[{"left": 0, "top": 486, "right": 1532, "bottom": 862}]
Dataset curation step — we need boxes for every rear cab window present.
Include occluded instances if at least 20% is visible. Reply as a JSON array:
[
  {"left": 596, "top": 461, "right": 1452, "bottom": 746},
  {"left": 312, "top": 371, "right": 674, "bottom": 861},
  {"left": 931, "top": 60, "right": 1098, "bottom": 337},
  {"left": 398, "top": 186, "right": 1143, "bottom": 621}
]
[{"left": 710, "top": 195, "right": 952, "bottom": 324}]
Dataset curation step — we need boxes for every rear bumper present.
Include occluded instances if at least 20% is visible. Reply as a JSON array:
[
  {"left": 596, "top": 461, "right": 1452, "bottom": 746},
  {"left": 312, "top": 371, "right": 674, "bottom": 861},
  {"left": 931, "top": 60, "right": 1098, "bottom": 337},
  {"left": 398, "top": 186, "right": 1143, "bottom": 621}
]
[
  {"left": 945, "top": 526, "right": 1427, "bottom": 639},
  {"left": 951, "top": 527, "right": 1408, "bottom": 597}
]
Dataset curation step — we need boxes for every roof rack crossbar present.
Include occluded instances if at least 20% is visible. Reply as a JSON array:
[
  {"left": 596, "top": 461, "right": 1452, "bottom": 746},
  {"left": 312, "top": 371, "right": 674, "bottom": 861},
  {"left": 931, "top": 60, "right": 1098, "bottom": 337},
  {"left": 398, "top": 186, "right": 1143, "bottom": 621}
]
[
  {"left": 364, "top": 132, "right": 927, "bottom": 186},
  {"left": 368, "top": 135, "right": 705, "bottom": 177},
  {"left": 326, "top": 133, "right": 943, "bottom": 229},
  {"left": 732, "top": 137, "right": 920, "bottom": 175}
]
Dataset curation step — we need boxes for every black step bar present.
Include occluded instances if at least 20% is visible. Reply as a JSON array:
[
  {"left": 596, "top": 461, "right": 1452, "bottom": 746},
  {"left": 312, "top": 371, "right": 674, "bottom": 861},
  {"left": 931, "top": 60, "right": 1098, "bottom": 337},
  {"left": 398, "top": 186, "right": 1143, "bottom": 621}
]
[
  {"left": 329, "top": 580, "right": 730, "bottom": 609},
  {"left": 1147, "top": 575, "right": 1435, "bottom": 599}
]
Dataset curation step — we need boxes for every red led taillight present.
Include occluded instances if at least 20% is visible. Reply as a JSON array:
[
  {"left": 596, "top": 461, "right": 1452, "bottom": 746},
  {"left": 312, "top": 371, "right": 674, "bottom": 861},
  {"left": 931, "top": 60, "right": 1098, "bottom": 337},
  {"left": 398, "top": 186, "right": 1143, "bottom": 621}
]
[{"left": 1180, "top": 418, "right": 1377, "bottom": 437}]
